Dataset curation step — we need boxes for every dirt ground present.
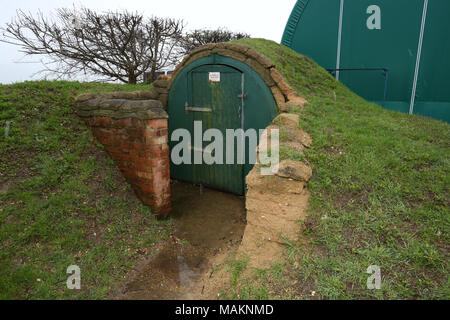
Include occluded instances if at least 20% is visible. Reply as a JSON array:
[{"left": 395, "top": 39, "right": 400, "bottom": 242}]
[
  {"left": 113, "top": 180, "right": 247, "bottom": 300},
  {"left": 113, "top": 161, "right": 311, "bottom": 300}
]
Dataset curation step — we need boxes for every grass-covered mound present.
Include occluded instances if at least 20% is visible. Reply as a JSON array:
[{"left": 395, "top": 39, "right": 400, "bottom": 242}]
[
  {"left": 0, "top": 81, "right": 171, "bottom": 299},
  {"left": 229, "top": 38, "right": 449, "bottom": 299},
  {"left": 1, "top": 39, "right": 448, "bottom": 300}
]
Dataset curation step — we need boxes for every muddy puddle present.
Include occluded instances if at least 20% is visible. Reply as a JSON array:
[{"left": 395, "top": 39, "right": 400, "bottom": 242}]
[{"left": 114, "top": 180, "right": 246, "bottom": 300}]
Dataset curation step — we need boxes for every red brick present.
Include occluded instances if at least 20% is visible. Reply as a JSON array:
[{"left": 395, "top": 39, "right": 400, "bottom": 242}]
[
  {"left": 139, "top": 148, "right": 169, "bottom": 159},
  {"left": 127, "top": 135, "right": 145, "bottom": 144},
  {"left": 116, "top": 160, "right": 136, "bottom": 170},
  {"left": 129, "top": 149, "right": 138, "bottom": 160},
  {"left": 130, "top": 118, "right": 146, "bottom": 129},
  {"left": 135, "top": 171, "right": 153, "bottom": 179},
  {"left": 108, "top": 152, "right": 131, "bottom": 162},
  {"left": 143, "top": 129, "right": 158, "bottom": 137},
  {"left": 145, "top": 136, "right": 168, "bottom": 146},
  {"left": 112, "top": 128, "right": 127, "bottom": 136},
  {"left": 141, "top": 197, "right": 156, "bottom": 207},
  {"left": 153, "top": 200, "right": 171, "bottom": 219},
  {"left": 127, "top": 128, "right": 144, "bottom": 137},
  {"left": 112, "top": 118, "right": 133, "bottom": 128},
  {"left": 94, "top": 128, "right": 114, "bottom": 140},
  {"left": 134, "top": 176, "right": 153, "bottom": 186},
  {"left": 83, "top": 113, "right": 170, "bottom": 218},
  {"left": 157, "top": 129, "right": 168, "bottom": 137},
  {"left": 137, "top": 157, "right": 166, "bottom": 168},
  {"left": 147, "top": 119, "right": 167, "bottom": 130},
  {"left": 135, "top": 183, "right": 155, "bottom": 194},
  {"left": 152, "top": 172, "right": 169, "bottom": 192},
  {"left": 92, "top": 117, "right": 113, "bottom": 127}
]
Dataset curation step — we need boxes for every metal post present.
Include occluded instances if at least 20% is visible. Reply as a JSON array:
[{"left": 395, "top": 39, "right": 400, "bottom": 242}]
[
  {"left": 240, "top": 73, "right": 245, "bottom": 165},
  {"left": 336, "top": 0, "right": 345, "bottom": 81},
  {"left": 409, "top": 0, "right": 429, "bottom": 115},
  {"left": 383, "top": 69, "right": 389, "bottom": 108}
]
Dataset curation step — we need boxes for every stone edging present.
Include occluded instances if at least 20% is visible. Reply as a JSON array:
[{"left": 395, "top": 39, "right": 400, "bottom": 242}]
[
  {"left": 74, "top": 42, "right": 307, "bottom": 113},
  {"left": 77, "top": 98, "right": 168, "bottom": 120},
  {"left": 75, "top": 97, "right": 171, "bottom": 218},
  {"left": 238, "top": 112, "right": 313, "bottom": 268},
  {"left": 163, "top": 42, "right": 307, "bottom": 112}
]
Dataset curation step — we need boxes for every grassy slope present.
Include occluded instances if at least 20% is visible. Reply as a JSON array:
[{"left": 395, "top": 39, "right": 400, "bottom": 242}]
[
  {"left": 0, "top": 81, "right": 172, "bottom": 299},
  {"left": 229, "top": 39, "right": 450, "bottom": 299},
  {"left": 1, "top": 41, "right": 448, "bottom": 301}
]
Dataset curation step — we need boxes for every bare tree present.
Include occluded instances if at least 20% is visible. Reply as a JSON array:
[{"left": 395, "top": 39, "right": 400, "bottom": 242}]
[
  {"left": 1, "top": 8, "right": 184, "bottom": 84},
  {"left": 181, "top": 28, "right": 250, "bottom": 54}
]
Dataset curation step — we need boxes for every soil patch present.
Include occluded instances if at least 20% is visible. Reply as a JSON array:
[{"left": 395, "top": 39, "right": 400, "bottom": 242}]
[{"left": 113, "top": 180, "right": 246, "bottom": 300}]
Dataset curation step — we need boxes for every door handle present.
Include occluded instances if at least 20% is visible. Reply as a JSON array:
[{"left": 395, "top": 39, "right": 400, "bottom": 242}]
[{"left": 185, "top": 102, "right": 212, "bottom": 113}]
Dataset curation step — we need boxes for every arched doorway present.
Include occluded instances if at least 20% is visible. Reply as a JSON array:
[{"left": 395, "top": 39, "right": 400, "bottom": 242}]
[{"left": 168, "top": 54, "right": 277, "bottom": 195}]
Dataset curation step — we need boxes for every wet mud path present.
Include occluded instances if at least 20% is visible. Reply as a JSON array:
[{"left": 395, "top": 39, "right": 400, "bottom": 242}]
[{"left": 114, "top": 180, "right": 246, "bottom": 300}]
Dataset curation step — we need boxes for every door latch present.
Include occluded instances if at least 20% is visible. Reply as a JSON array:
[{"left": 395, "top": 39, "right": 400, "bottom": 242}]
[
  {"left": 237, "top": 93, "right": 247, "bottom": 99},
  {"left": 185, "top": 101, "right": 212, "bottom": 113}
]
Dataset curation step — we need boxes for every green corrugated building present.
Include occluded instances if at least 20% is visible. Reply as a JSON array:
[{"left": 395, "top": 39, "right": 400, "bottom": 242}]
[{"left": 282, "top": 0, "right": 450, "bottom": 122}]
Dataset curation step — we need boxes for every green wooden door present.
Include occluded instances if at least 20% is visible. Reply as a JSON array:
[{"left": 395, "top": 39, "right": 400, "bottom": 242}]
[
  {"left": 187, "top": 64, "right": 244, "bottom": 194},
  {"left": 168, "top": 55, "right": 278, "bottom": 196}
]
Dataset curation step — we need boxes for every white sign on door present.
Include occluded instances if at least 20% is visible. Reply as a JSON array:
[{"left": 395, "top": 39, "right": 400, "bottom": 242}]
[{"left": 209, "top": 72, "right": 221, "bottom": 82}]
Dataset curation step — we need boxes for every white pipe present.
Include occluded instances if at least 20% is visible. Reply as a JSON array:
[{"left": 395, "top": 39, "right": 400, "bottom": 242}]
[
  {"left": 410, "top": 0, "right": 429, "bottom": 115},
  {"left": 336, "top": 0, "right": 345, "bottom": 81}
]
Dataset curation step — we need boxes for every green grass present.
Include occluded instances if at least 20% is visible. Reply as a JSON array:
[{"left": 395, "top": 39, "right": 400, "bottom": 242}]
[
  {"left": 1, "top": 40, "right": 449, "bottom": 300},
  {"left": 229, "top": 38, "right": 450, "bottom": 300},
  {"left": 0, "top": 81, "right": 171, "bottom": 299}
]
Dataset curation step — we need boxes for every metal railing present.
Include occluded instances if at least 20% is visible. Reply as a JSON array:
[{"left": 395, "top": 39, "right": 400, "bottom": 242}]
[{"left": 326, "top": 68, "right": 389, "bottom": 107}]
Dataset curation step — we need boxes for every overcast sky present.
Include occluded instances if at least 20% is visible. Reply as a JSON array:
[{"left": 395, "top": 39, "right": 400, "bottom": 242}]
[{"left": 0, "top": 0, "right": 296, "bottom": 84}]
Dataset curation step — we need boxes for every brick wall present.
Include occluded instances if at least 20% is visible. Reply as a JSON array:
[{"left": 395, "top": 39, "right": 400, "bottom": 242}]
[{"left": 76, "top": 98, "right": 171, "bottom": 219}]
